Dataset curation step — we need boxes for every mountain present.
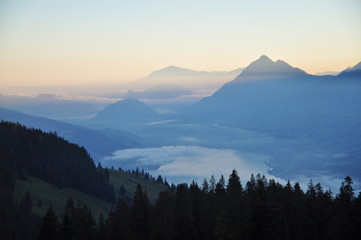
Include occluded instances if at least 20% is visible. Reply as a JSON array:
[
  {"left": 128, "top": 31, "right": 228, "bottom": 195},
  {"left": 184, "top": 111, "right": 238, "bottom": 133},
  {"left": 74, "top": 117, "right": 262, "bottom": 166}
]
[
  {"left": 195, "top": 55, "right": 313, "bottom": 113},
  {"left": 338, "top": 61, "right": 361, "bottom": 78},
  {"left": 351, "top": 61, "right": 361, "bottom": 70},
  {"left": 191, "top": 55, "right": 361, "bottom": 134},
  {"left": 128, "top": 65, "right": 244, "bottom": 90},
  {"left": 0, "top": 94, "right": 98, "bottom": 119},
  {"left": 188, "top": 56, "right": 361, "bottom": 180},
  {"left": 233, "top": 55, "right": 308, "bottom": 81},
  {"left": 0, "top": 121, "right": 116, "bottom": 202},
  {"left": 315, "top": 71, "right": 339, "bottom": 76},
  {"left": 0, "top": 121, "right": 168, "bottom": 239},
  {"left": 0, "top": 107, "right": 140, "bottom": 162},
  {"left": 123, "top": 84, "right": 193, "bottom": 99},
  {"left": 93, "top": 98, "right": 160, "bottom": 124}
]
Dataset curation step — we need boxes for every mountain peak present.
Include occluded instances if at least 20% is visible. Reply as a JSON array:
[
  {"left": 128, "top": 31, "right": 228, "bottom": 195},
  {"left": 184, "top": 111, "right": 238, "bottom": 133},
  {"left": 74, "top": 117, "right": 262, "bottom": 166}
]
[
  {"left": 235, "top": 56, "right": 308, "bottom": 81},
  {"left": 93, "top": 98, "right": 158, "bottom": 122},
  {"left": 164, "top": 65, "right": 182, "bottom": 70},
  {"left": 148, "top": 65, "right": 198, "bottom": 77},
  {"left": 258, "top": 55, "right": 273, "bottom": 62},
  {"left": 337, "top": 60, "right": 361, "bottom": 78}
]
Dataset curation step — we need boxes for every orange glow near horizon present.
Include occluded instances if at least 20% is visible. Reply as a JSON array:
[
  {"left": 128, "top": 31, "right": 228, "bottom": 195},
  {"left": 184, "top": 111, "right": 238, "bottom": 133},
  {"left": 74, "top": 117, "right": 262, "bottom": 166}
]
[{"left": 0, "top": 0, "right": 360, "bottom": 87}]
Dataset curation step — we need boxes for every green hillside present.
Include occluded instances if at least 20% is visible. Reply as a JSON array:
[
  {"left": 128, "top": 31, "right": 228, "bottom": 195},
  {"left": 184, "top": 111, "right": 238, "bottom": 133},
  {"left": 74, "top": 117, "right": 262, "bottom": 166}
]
[
  {"left": 13, "top": 177, "right": 113, "bottom": 219},
  {"left": 13, "top": 170, "right": 168, "bottom": 220},
  {"left": 109, "top": 169, "right": 169, "bottom": 203},
  {"left": 0, "top": 120, "right": 169, "bottom": 239}
]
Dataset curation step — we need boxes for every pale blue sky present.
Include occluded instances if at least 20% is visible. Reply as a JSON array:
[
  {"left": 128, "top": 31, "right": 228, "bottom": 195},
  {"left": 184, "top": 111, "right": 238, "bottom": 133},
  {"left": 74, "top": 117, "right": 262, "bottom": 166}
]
[{"left": 1, "top": 0, "right": 360, "bottom": 86}]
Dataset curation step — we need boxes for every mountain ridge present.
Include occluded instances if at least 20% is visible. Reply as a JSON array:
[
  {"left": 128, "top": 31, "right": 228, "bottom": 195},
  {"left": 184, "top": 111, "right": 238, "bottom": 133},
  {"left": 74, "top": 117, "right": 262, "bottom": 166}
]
[
  {"left": 0, "top": 107, "right": 139, "bottom": 162},
  {"left": 233, "top": 55, "right": 308, "bottom": 82},
  {"left": 122, "top": 84, "right": 193, "bottom": 99},
  {"left": 128, "top": 65, "right": 245, "bottom": 89},
  {"left": 93, "top": 98, "right": 160, "bottom": 123}
]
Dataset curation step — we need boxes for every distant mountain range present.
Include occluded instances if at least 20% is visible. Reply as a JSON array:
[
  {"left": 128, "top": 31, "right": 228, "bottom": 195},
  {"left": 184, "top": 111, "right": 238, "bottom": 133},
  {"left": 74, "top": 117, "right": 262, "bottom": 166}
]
[
  {"left": 127, "top": 65, "right": 244, "bottom": 90},
  {"left": 121, "top": 84, "right": 193, "bottom": 99},
  {"left": 193, "top": 55, "right": 361, "bottom": 116},
  {"left": 2, "top": 55, "right": 361, "bottom": 184},
  {"left": 0, "top": 94, "right": 98, "bottom": 119},
  {"left": 343, "top": 61, "right": 361, "bottom": 72},
  {"left": 337, "top": 61, "right": 361, "bottom": 78},
  {"left": 187, "top": 55, "right": 361, "bottom": 179},
  {"left": 315, "top": 71, "right": 339, "bottom": 76}
]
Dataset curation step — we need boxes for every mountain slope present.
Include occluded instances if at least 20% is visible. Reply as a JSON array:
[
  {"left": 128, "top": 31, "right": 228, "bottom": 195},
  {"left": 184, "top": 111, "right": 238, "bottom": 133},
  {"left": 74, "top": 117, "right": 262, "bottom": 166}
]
[
  {"left": 234, "top": 55, "right": 308, "bottom": 81},
  {"left": 129, "top": 65, "right": 244, "bottom": 89},
  {"left": 0, "top": 121, "right": 115, "bottom": 202},
  {"left": 0, "top": 107, "right": 140, "bottom": 162},
  {"left": 187, "top": 56, "right": 361, "bottom": 180},
  {"left": 93, "top": 98, "right": 160, "bottom": 124},
  {"left": 1, "top": 121, "right": 168, "bottom": 210},
  {"left": 0, "top": 94, "right": 98, "bottom": 119},
  {"left": 0, "top": 121, "right": 169, "bottom": 239},
  {"left": 338, "top": 61, "right": 361, "bottom": 78},
  {"left": 192, "top": 55, "right": 360, "bottom": 127},
  {"left": 14, "top": 169, "right": 168, "bottom": 219}
]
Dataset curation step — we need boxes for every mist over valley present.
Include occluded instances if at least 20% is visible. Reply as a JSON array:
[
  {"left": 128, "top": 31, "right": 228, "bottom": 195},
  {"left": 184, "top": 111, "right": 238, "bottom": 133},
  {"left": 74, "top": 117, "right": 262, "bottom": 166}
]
[{"left": 2, "top": 56, "right": 360, "bottom": 192}]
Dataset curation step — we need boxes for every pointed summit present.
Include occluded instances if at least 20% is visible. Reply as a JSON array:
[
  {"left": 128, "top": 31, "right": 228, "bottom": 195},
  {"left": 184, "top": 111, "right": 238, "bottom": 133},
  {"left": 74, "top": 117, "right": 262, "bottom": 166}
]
[
  {"left": 338, "top": 60, "right": 361, "bottom": 78},
  {"left": 234, "top": 55, "right": 308, "bottom": 81},
  {"left": 258, "top": 55, "right": 273, "bottom": 62},
  {"left": 151, "top": 65, "right": 197, "bottom": 76}
]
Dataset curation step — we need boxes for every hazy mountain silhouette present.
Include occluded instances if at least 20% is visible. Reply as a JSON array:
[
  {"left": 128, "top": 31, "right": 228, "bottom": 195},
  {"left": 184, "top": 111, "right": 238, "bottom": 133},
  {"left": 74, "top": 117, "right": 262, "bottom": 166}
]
[
  {"left": 351, "top": 61, "right": 361, "bottom": 70},
  {"left": 129, "top": 65, "right": 244, "bottom": 89},
  {"left": 197, "top": 55, "right": 313, "bottom": 109},
  {"left": 93, "top": 98, "right": 159, "bottom": 123},
  {"left": 0, "top": 94, "right": 98, "bottom": 119},
  {"left": 187, "top": 56, "right": 361, "bottom": 179},
  {"left": 338, "top": 61, "right": 361, "bottom": 78},
  {"left": 233, "top": 55, "right": 308, "bottom": 81},
  {"left": 0, "top": 107, "right": 139, "bottom": 161},
  {"left": 191, "top": 55, "right": 361, "bottom": 130},
  {"left": 315, "top": 71, "right": 339, "bottom": 76},
  {"left": 123, "top": 84, "right": 192, "bottom": 99}
]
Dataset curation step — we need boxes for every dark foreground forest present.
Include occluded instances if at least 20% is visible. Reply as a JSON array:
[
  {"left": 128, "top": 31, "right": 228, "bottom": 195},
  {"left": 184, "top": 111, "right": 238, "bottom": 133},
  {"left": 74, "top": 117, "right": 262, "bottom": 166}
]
[
  {"left": 40, "top": 172, "right": 360, "bottom": 240},
  {"left": 1, "top": 121, "right": 360, "bottom": 240}
]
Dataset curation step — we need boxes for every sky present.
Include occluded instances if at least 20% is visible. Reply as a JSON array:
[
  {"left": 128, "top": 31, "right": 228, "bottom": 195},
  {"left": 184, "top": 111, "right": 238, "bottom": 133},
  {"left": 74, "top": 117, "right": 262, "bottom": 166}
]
[{"left": 1, "top": 0, "right": 360, "bottom": 87}]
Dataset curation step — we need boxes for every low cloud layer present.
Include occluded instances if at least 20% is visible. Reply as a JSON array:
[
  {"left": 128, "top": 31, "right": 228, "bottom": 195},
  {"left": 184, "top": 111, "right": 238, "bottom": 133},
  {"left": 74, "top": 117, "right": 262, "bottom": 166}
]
[{"left": 101, "top": 146, "right": 283, "bottom": 184}]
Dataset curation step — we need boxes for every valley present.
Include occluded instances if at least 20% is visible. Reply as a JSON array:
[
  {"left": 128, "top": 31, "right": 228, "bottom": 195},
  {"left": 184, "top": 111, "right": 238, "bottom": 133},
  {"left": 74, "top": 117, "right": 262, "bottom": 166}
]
[{"left": 2, "top": 55, "right": 361, "bottom": 192}]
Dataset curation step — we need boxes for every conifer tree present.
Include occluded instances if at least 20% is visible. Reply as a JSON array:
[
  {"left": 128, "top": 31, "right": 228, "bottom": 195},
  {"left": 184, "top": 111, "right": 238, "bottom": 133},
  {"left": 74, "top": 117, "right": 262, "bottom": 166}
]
[
  {"left": 214, "top": 170, "right": 247, "bottom": 240},
  {"left": 152, "top": 191, "right": 175, "bottom": 240},
  {"left": 337, "top": 176, "right": 354, "bottom": 202},
  {"left": 189, "top": 181, "right": 209, "bottom": 240},
  {"left": 61, "top": 198, "right": 75, "bottom": 240},
  {"left": 96, "top": 213, "right": 106, "bottom": 240},
  {"left": 174, "top": 184, "right": 197, "bottom": 240},
  {"left": 333, "top": 176, "right": 358, "bottom": 240},
  {"left": 156, "top": 175, "right": 164, "bottom": 184},
  {"left": 201, "top": 179, "right": 209, "bottom": 193},
  {"left": 107, "top": 199, "right": 134, "bottom": 240},
  {"left": 209, "top": 175, "right": 216, "bottom": 194},
  {"left": 39, "top": 206, "right": 60, "bottom": 240},
  {"left": 132, "top": 184, "right": 150, "bottom": 240}
]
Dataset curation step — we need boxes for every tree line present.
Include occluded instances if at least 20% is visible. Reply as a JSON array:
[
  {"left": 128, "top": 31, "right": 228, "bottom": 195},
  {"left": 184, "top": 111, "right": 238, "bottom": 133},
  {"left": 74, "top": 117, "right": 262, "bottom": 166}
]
[
  {"left": 1, "top": 121, "right": 360, "bottom": 239},
  {"left": 0, "top": 121, "right": 115, "bottom": 202},
  {"left": 40, "top": 171, "right": 361, "bottom": 240},
  {"left": 0, "top": 121, "right": 115, "bottom": 239}
]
